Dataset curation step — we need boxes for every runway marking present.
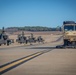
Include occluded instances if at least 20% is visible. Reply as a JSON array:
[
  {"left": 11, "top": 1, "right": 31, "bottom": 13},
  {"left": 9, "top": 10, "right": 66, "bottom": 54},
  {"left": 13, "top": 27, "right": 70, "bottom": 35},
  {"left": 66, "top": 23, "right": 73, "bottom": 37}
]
[{"left": 0, "top": 50, "right": 51, "bottom": 74}]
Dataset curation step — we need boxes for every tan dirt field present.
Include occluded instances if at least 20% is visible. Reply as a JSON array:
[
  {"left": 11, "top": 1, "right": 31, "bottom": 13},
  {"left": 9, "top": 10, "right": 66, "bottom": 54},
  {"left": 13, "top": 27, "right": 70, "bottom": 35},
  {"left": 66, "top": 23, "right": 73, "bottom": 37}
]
[{"left": 0, "top": 31, "right": 62, "bottom": 48}]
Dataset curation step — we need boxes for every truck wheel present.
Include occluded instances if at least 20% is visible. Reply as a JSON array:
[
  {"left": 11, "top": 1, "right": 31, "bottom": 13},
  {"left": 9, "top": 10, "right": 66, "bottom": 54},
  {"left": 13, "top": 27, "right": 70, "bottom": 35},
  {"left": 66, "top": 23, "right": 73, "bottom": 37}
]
[{"left": 64, "top": 40, "right": 68, "bottom": 46}]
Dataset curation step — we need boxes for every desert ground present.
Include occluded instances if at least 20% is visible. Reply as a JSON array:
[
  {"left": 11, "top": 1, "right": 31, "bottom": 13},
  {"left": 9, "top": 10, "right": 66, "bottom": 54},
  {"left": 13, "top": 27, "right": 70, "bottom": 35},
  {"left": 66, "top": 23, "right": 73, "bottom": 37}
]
[
  {"left": 0, "top": 31, "right": 62, "bottom": 48},
  {"left": 0, "top": 31, "right": 76, "bottom": 75}
]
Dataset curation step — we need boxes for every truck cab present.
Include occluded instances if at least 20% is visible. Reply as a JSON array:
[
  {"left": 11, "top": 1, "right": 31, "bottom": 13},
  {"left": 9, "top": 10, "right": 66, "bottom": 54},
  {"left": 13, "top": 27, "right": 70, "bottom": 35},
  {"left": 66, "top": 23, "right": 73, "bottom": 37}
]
[{"left": 63, "top": 21, "right": 76, "bottom": 46}]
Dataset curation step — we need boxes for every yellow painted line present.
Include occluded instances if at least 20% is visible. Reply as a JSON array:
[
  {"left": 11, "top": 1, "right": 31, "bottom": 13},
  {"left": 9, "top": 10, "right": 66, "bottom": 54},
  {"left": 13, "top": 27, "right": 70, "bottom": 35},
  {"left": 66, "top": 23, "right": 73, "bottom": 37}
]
[{"left": 0, "top": 52, "right": 43, "bottom": 72}]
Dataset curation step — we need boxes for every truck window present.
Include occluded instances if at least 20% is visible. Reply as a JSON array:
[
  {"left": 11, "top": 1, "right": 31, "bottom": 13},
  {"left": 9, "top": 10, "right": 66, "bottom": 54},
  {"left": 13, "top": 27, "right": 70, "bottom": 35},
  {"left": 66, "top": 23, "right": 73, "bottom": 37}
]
[
  {"left": 64, "top": 25, "right": 74, "bottom": 31},
  {"left": 0, "top": 34, "right": 2, "bottom": 39},
  {"left": 75, "top": 26, "right": 76, "bottom": 30}
]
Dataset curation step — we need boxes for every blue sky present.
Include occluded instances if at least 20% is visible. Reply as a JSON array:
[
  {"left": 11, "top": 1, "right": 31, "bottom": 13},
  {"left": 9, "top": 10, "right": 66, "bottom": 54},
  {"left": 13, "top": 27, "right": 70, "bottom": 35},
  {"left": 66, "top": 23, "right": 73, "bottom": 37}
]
[{"left": 0, "top": 0, "right": 76, "bottom": 28}]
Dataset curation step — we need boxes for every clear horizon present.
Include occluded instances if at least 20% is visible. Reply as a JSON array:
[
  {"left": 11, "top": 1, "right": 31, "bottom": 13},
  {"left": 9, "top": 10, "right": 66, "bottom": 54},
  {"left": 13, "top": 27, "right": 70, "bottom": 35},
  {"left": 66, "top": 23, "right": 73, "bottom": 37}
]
[{"left": 0, "top": 0, "right": 76, "bottom": 28}]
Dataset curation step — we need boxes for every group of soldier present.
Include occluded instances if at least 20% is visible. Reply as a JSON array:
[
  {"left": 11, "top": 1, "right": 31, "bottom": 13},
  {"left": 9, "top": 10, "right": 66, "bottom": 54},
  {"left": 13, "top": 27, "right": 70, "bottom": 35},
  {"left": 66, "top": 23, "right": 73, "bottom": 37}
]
[{"left": 0, "top": 27, "right": 44, "bottom": 46}]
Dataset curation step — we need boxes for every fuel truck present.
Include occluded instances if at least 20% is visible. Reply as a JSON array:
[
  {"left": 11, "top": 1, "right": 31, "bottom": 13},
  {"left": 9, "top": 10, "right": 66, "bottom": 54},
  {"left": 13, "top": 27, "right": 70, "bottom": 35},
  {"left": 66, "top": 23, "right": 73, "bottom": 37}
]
[{"left": 62, "top": 21, "right": 76, "bottom": 48}]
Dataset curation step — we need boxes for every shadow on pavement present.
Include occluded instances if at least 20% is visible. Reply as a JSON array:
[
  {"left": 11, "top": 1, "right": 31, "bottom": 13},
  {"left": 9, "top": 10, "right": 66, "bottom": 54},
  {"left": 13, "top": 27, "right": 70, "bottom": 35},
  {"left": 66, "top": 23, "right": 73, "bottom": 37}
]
[{"left": 28, "top": 47, "right": 56, "bottom": 49}]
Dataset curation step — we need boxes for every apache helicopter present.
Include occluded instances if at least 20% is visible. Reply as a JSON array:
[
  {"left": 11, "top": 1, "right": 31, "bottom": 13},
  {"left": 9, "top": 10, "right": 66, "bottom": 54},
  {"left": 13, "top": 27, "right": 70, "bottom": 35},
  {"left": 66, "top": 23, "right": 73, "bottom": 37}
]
[
  {"left": 26, "top": 33, "right": 44, "bottom": 45},
  {"left": 16, "top": 31, "right": 28, "bottom": 44},
  {"left": 16, "top": 32, "right": 44, "bottom": 45},
  {"left": 36, "top": 36, "right": 44, "bottom": 44},
  {"left": 0, "top": 27, "right": 14, "bottom": 46}
]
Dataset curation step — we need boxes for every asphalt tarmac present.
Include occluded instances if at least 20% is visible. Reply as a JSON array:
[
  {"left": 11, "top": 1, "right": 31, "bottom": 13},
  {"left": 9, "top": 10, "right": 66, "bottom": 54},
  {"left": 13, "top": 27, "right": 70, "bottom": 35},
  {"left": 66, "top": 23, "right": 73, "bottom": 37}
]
[{"left": 0, "top": 37, "right": 76, "bottom": 75}]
